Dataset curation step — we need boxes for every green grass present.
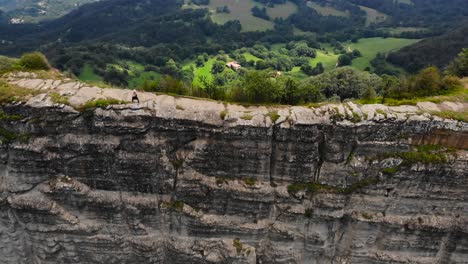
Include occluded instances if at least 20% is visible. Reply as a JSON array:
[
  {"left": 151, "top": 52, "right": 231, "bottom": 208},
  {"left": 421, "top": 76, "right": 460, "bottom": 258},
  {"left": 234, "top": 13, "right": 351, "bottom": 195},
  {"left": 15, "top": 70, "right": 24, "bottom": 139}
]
[
  {"left": 358, "top": 5, "right": 388, "bottom": 26},
  {"left": 266, "top": 110, "right": 280, "bottom": 123},
  {"left": 79, "top": 98, "right": 126, "bottom": 111},
  {"left": 207, "top": 0, "right": 274, "bottom": 32},
  {"left": 344, "top": 37, "right": 420, "bottom": 70},
  {"left": 266, "top": 1, "right": 298, "bottom": 19},
  {"left": 128, "top": 71, "right": 161, "bottom": 89},
  {"left": 0, "top": 110, "right": 22, "bottom": 121},
  {"left": 0, "top": 55, "right": 19, "bottom": 74},
  {"left": 241, "top": 114, "right": 253, "bottom": 120},
  {"left": 243, "top": 52, "right": 261, "bottom": 62},
  {"left": 287, "top": 177, "right": 379, "bottom": 196},
  {"left": 357, "top": 86, "right": 468, "bottom": 107},
  {"left": 0, "top": 81, "right": 38, "bottom": 103},
  {"left": 220, "top": 109, "right": 228, "bottom": 120},
  {"left": 184, "top": 57, "right": 217, "bottom": 87},
  {"left": 50, "top": 92, "right": 70, "bottom": 105},
  {"left": 307, "top": 2, "right": 348, "bottom": 17},
  {"left": 79, "top": 64, "right": 103, "bottom": 82},
  {"left": 309, "top": 50, "right": 339, "bottom": 71},
  {"left": 378, "top": 145, "right": 456, "bottom": 166},
  {"left": 432, "top": 110, "right": 468, "bottom": 122},
  {"left": 192, "top": 0, "right": 297, "bottom": 32},
  {"left": 244, "top": 177, "right": 257, "bottom": 186}
]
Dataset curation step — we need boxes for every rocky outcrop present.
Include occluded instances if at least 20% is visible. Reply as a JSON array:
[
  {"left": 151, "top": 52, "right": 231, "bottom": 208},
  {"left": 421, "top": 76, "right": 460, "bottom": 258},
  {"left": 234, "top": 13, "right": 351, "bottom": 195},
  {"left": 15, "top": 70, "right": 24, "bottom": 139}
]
[{"left": 0, "top": 73, "right": 467, "bottom": 263}]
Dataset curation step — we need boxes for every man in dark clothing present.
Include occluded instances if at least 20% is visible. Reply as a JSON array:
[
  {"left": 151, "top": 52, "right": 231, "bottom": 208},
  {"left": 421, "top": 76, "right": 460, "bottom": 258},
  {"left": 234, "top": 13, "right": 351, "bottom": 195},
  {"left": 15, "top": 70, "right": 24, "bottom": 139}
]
[{"left": 132, "top": 90, "right": 139, "bottom": 103}]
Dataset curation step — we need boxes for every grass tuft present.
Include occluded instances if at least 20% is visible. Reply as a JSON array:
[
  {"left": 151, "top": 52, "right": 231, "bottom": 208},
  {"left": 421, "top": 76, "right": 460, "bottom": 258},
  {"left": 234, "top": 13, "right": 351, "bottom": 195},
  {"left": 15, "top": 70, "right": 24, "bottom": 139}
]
[
  {"left": 267, "top": 110, "right": 280, "bottom": 123},
  {"left": 244, "top": 177, "right": 257, "bottom": 186},
  {"left": 50, "top": 92, "right": 70, "bottom": 105},
  {"left": 241, "top": 114, "right": 253, "bottom": 120},
  {"left": 80, "top": 98, "right": 126, "bottom": 111}
]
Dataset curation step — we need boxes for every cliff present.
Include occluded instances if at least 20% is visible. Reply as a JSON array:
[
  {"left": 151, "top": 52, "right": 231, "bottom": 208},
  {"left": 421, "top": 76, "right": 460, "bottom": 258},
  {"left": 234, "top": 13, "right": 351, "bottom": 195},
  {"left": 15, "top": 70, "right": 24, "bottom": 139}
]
[{"left": 0, "top": 72, "right": 467, "bottom": 264}]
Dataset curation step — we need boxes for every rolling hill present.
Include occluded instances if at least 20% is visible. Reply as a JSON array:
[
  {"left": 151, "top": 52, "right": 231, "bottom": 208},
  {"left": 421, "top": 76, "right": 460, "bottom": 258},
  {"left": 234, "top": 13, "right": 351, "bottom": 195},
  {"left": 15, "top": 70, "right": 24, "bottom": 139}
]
[{"left": 388, "top": 24, "right": 468, "bottom": 73}]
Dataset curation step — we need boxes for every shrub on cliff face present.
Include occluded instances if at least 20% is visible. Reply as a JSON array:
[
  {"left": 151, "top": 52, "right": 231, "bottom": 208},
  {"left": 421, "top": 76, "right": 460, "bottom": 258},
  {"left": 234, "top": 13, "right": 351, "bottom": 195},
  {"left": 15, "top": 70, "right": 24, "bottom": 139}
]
[{"left": 19, "top": 52, "right": 51, "bottom": 71}]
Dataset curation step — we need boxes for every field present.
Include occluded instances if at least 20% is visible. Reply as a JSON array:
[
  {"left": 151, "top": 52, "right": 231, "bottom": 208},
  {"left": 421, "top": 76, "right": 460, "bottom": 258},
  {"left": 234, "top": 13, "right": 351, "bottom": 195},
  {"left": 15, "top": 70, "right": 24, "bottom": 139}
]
[
  {"left": 359, "top": 6, "right": 388, "bottom": 26},
  {"left": 309, "top": 50, "right": 339, "bottom": 71},
  {"left": 185, "top": 0, "right": 297, "bottom": 32},
  {"left": 344, "top": 37, "right": 420, "bottom": 70},
  {"left": 306, "top": 2, "right": 348, "bottom": 17},
  {"left": 79, "top": 64, "right": 103, "bottom": 83},
  {"left": 243, "top": 53, "right": 261, "bottom": 62}
]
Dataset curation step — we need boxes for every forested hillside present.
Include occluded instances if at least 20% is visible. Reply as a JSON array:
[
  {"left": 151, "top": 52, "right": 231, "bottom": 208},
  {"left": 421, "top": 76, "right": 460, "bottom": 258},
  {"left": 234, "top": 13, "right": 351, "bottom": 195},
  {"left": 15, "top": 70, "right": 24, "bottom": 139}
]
[
  {"left": 388, "top": 25, "right": 468, "bottom": 73},
  {"left": 0, "top": 0, "right": 466, "bottom": 104}
]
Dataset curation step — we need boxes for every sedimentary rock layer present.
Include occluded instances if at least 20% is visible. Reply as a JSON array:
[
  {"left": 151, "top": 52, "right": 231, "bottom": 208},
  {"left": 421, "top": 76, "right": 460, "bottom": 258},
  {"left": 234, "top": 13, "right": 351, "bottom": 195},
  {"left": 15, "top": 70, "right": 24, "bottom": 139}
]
[{"left": 0, "top": 73, "right": 467, "bottom": 263}]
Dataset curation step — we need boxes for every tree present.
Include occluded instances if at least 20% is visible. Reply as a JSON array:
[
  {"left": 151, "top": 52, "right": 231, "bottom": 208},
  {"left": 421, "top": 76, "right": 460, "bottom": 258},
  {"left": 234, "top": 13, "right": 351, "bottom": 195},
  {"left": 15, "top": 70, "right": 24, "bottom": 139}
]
[
  {"left": 447, "top": 48, "right": 468, "bottom": 77},
  {"left": 308, "top": 67, "right": 383, "bottom": 101},
  {"left": 361, "top": 86, "right": 377, "bottom": 100},
  {"left": 281, "top": 78, "right": 300, "bottom": 105},
  {"left": 241, "top": 71, "right": 283, "bottom": 103},
  {"left": 411, "top": 66, "right": 442, "bottom": 97},
  {"left": 211, "top": 61, "right": 225, "bottom": 74},
  {"left": 338, "top": 54, "right": 352, "bottom": 67}
]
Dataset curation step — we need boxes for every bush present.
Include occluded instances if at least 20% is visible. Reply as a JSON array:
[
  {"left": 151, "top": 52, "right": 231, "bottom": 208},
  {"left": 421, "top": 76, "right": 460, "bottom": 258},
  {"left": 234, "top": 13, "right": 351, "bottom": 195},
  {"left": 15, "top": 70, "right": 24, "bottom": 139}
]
[{"left": 19, "top": 52, "right": 51, "bottom": 71}]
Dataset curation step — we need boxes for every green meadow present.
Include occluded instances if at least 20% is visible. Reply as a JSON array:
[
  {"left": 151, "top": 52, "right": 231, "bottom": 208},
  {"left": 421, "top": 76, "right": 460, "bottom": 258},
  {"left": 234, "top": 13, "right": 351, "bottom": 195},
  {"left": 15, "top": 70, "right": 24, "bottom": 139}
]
[
  {"left": 344, "top": 37, "right": 420, "bottom": 70},
  {"left": 306, "top": 2, "right": 349, "bottom": 17}
]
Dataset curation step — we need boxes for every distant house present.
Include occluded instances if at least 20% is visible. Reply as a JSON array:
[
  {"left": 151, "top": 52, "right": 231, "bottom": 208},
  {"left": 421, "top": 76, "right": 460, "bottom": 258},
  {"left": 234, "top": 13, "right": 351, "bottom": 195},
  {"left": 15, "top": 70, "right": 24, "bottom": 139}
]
[{"left": 226, "top": 61, "right": 241, "bottom": 71}]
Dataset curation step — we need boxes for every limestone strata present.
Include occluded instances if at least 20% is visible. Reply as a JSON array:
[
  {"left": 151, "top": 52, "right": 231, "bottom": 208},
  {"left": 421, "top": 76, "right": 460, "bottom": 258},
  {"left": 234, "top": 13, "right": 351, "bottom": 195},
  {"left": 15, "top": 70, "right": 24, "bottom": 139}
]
[{"left": 0, "top": 73, "right": 467, "bottom": 263}]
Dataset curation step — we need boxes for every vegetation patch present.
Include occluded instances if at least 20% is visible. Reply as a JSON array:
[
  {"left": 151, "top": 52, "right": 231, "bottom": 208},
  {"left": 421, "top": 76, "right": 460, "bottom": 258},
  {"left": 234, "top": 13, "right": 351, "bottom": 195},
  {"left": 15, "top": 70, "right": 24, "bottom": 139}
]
[
  {"left": 307, "top": 2, "right": 349, "bottom": 17},
  {"left": 0, "top": 128, "right": 30, "bottom": 144},
  {"left": 241, "top": 114, "right": 254, "bottom": 120},
  {"left": 432, "top": 110, "right": 468, "bottom": 122},
  {"left": 244, "top": 177, "right": 257, "bottom": 186},
  {"left": 0, "top": 56, "right": 20, "bottom": 74},
  {"left": 165, "top": 200, "right": 185, "bottom": 212},
  {"left": 50, "top": 93, "right": 70, "bottom": 105},
  {"left": 80, "top": 98, "right": 126, "bottom": 110},
  {"left": 266, "top": 110, "right": 280, "bottom": 123},
  {"left": 19, "top": 52, "right": 51, "bottom": 71},
  {"left": 375, "top": 109, "right": 388, "bottom": 118},
  {"left": 233, "top": 238, "right": 243, "bottom": 254},
  {"left": 220, "top": 109, "right": 228, "bottom": 120},
  {"left": 381, "top": 166, "right": 400, "bottom": 176},
  {"left": 344, "top": 37, "right": 419, "bottom": 70},
  {"left": 0, "top": 110, "right": 23, "bottom": 121},
  {"left": 0, "top": 81, "right": 38, "bottom": 104},
  {"left": 288, "top": 177, "right": 379, "bottom": 197},
  {"left": 378, "top": 145, "right": 455, "bottom": 166},
  {"left": 361, "top": 212, "right": 373, "bottom": 220}
]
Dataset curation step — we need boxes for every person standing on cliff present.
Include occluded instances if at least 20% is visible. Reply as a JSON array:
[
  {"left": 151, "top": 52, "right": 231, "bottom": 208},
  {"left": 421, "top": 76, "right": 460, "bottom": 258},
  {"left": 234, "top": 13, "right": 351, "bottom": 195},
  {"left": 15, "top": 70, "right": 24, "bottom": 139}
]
[{"left": 131, "top": 89, "right": 139, "bottom": 103}]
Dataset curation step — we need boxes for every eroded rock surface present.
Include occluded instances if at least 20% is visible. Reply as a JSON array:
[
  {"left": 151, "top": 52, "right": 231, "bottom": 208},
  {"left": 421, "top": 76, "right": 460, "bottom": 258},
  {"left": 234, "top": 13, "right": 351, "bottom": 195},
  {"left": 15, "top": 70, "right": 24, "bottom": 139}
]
[{"left": 0, "top": 73, "right": 467, "bottom": 263}]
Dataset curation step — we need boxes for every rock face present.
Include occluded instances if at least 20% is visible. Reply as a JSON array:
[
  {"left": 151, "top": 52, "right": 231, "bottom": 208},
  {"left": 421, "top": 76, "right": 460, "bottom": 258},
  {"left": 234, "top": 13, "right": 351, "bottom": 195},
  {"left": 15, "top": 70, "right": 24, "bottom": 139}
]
[{"left": 0, "top": 74, "right": 467, "bottom": 264}]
